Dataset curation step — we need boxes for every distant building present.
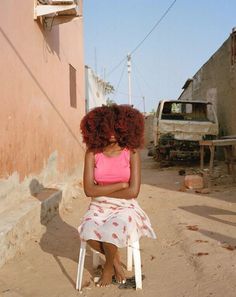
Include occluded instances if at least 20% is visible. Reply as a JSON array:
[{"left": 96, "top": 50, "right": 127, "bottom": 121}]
[
  {"left": 85, "top": 65, "right": 114, "bottom": 112},
  {"left": 144, "top": 113, "right": 155, "bottom": 148},
  {"left": 179, "top": 28, "right": 236, "bottom": 136}
]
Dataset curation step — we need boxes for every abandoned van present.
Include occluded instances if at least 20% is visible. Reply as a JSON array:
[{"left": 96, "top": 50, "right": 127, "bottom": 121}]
[{"left": 150, "top": 100, "right": 219, "bottom": 161}]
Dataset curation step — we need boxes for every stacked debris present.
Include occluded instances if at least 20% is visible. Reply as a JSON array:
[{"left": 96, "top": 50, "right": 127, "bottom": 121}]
[{"left": 178, "top": 161, "right": 236, "bottom": 193}]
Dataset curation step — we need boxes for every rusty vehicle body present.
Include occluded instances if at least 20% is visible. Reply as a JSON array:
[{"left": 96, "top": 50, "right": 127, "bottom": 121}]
[{"left": 150, "top": 100, "right": 219, "bottom": 161}]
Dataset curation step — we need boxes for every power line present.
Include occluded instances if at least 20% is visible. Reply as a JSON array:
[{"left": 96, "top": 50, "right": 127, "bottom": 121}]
[
  {"left": 132, "top": 59, "right": 153, "bottom": 92},
  {"left": 113, "top": 60, "right": 126, "bottom": 101},
  {"left": 130, "top": 0, "right": 177, "bottom": 55},
  {"left": 107, "top": 56, "right": 126, "bottom": 77},
  {"left": 107, "top": 0, "right": 177, "bottom": 77},
  {"left": 115, "top": 90, "right": 143, "bottom": 99},
  {"left": 132, "top": 63, "right": 144, "bottom": 98}
]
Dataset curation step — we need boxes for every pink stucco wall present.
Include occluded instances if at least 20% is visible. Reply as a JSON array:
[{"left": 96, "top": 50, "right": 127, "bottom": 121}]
[{"left": 0, "top": 0, "right": 85, "bottom": 182}]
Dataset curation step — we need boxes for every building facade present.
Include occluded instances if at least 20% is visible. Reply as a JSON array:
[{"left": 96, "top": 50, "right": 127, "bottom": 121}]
[
  {"left": 85, "top": 65, "right": 114, "bottom": 112},
  {"left": 0, "top": 0, "right": 85, "bottom": 212},
  {"left": 179, "top": 28, "right": 236, "bottom": 136}
]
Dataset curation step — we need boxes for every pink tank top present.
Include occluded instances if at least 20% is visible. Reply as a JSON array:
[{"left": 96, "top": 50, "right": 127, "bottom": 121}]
[{"left": 94, "top": 148, "right": 130, "bottom": 185}]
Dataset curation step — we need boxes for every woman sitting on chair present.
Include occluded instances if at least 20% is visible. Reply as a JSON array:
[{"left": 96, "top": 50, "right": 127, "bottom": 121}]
[{"left": 78, "top": 104, "right": 156, "bottom": 287}]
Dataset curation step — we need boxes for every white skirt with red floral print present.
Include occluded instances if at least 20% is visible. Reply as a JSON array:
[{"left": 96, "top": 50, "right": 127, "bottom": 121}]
[{"left": 78, "top": 196, "right": 156, "bottom": 248}]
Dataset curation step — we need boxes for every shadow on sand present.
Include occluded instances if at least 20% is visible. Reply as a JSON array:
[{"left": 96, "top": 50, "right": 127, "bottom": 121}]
[{"left": 29, "top": 179, "right": 94, "bottom": 288}]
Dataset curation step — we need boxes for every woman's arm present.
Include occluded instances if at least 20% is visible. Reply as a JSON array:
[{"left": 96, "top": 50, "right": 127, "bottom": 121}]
[
  {"left": 83, "top": 150, "right": 128, "bottom": 197},
  {"left": 105, "top": 149, "right": 141, "bottom": 199}
]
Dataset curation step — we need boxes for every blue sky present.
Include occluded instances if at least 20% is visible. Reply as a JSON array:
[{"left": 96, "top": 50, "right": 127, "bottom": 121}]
[{"left": 83, "top": 0, "right": 236, "bottom": 112}]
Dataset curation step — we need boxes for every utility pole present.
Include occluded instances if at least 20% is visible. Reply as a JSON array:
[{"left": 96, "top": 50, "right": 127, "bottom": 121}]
[
  {"left": 142, "top": 96, "right": 146, "bottom": 114},
  {"left": 127, "top": 53, "right": 132, "bottom": 105}
]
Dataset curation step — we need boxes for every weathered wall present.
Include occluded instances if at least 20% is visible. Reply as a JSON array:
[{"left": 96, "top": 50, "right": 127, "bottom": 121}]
[
  {"left": 0, "top": 0, "right": 85, "bottom": 212},
  {"left": 179, "top": 83, "right": 193, "bottom": 101},
  {"left": 179, "top": 32, "right": 236, "bottom": 136},
  {"left": 144, "top": 114, "right": 154, "bottom": 147}
]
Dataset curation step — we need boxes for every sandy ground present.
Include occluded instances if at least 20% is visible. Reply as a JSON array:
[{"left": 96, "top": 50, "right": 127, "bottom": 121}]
[{"left": 0, "top": 151, "right": 236, "bottom": 297}]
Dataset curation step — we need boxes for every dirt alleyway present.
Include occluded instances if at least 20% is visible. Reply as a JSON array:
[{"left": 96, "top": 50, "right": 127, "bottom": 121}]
[{"left": 0, "top": 151, "right": 236, "bottom": 297}]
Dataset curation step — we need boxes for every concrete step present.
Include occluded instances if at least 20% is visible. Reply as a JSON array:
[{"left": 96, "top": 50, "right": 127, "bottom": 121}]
[{"left": 0, "top": 189, "right": 62, "bottom": 269}]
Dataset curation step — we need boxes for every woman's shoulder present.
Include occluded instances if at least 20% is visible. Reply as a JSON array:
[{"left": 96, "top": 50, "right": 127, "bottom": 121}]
[
  {"left": 85, "top": 149, "right": 96, "bottom": 160},
  {"left": 129, "top": 148, "right": 140, "bottom": 160},
  {"left": 128, "top": 148, "right": 140, "bottom": 155}
]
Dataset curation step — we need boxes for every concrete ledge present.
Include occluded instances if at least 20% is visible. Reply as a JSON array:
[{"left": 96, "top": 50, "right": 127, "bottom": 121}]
[{"left": 0, "top": 189, "right": 62, "bottom": 269}]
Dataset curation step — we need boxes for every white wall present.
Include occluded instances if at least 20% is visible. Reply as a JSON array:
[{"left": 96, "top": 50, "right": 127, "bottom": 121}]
[{"left": 85, "top": 66, "right": 109, "bottom": 112}]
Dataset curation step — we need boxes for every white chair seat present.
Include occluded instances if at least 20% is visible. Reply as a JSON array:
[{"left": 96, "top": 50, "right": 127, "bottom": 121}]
[{"left": 76, "top": 240, "right": 142, "bottom": 291}]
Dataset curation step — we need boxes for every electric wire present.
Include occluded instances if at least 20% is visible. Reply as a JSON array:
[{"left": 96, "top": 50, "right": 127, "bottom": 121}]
[
  {"left": 130, "top": 0, "right": 177, "bottom": 56},
  {"left": 132, "top": 63, "right": 145, "bottom": 111},
  {"left": 132, "top": 63, "right": 144, "bottom": 98},
  {"left": 107, "top": 0, "right": 177, "bottom": 77},
  {"left": 115, "top": 90, "right": 143, "bottom": 99},
  {"left": 107, "top": 56, "right": 127, "bottom": 78},
  {"left": 132, "top": 59, "right": 153, "bottom": 93},
  {"left": 113, "top": 60, "right": 126, "bottom": 101}
]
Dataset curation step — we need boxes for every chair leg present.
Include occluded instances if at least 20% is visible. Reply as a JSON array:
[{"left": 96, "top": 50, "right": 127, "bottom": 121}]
[
  {"left": 132, "top": 240, "right": 142, "bottom": 290},
  {"left": 92, "top": 249, "right": 100, "bottom": 269},
  {"left": 127, "top": 243, "right": 133, "bottom": 271},
  {"left": 76, "top": 241, "right": 87, "bottom": 291},
  {"left": 76, "top": 240, "right": 142, "bottom": 290}
]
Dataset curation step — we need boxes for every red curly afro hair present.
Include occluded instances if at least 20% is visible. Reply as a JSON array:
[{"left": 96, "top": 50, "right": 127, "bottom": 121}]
[{"left": 80, "top": 104, "right": 144, "bottom": 151}]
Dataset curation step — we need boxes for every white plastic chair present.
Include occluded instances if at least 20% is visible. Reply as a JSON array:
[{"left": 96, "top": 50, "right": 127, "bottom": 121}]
[{"left": 76, "top": 240, "right": 142, "bottom": 291}]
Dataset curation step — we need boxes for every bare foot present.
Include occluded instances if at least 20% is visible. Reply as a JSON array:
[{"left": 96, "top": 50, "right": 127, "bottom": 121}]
[
  {"left": 97, "top": 263, "right": 113, "bottom": 287},
  {"left": 113, "top": 257, "right": 126, "bottom": 284}
]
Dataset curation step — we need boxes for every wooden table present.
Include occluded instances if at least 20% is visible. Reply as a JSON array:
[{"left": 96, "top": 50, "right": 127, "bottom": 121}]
[{"left": 199, "top": 139, "right": 236, "bottom": 177}]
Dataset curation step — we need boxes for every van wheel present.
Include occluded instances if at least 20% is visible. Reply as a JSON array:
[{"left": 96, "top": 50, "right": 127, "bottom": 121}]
[
  {"left": 154, "top": 148, "right": 163, "bottom": 162},
  {"left": 147, "top": 147, "right": 154, "bottom": 156}
]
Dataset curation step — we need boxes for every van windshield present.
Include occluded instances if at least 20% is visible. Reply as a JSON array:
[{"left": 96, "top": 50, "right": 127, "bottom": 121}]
[{"left": 161, "top": 102, "right": 216, "bottom": 122}]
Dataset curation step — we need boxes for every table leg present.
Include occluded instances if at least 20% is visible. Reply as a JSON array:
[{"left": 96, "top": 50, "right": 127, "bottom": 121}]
[
  {"left": 228, "top": 146, "right": 235, "bottom": 181},
  {"left": 209, "top": 145, "right": 215, "bottom": 175},
  {"left": 223, "top": 147, "right": 230, "bottom": 174},
  {"left": 200, "top": 145, "right": 204, "bottom": 170},
  {"left": 232, "top": 146, "right": 236, "bottom": 182}
]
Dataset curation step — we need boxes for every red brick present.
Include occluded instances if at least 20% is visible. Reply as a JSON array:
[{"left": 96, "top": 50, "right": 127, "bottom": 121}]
[{"left": 184, "top": 175, "right": 204, "bottom": 189}]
